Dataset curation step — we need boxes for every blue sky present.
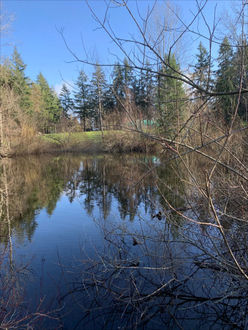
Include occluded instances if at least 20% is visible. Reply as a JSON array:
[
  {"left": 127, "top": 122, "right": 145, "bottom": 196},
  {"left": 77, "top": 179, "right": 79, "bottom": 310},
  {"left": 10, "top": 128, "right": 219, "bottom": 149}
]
[{"left": 1, "top": 0, "right": 236, "bottom": 94}]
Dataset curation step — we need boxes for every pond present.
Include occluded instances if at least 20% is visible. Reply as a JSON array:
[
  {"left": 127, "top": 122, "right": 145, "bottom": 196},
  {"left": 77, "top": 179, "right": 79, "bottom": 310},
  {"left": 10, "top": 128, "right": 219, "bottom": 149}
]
[{"left": 0, "top": 153, "right": 248, "bottom": 329}]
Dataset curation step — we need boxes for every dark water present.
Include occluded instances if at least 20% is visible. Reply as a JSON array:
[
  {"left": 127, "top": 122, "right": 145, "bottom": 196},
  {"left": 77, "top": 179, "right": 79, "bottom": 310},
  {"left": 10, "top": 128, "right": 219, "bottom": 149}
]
[{"left": 0, "top": 153, "right": 248, "bottom": 329}]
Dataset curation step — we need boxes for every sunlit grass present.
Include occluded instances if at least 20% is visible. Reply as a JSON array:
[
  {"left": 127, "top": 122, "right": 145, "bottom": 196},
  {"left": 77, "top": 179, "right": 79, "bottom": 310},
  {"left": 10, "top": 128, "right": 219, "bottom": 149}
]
[
  {"left": 42, "top": 130, "right": 123, "bottom": 144},
  {"left": 42, "top": 131, "right": 99, "bottom": 144}
]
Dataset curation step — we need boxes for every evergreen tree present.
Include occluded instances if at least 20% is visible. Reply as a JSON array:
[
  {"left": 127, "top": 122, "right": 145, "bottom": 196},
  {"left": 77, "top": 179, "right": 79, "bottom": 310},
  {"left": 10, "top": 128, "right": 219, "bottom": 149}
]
[
  {"left": 134, "top": 62, "right": 154, "bottom": 119},
  {"left": 37, "top": 73, "right": 62, "bottom": 132},
  {"left": 112, "top": 59, "right": 135, "bottom": 112},
  {"left": 29, "top": 82, "right": 44, "bottom": 124},
  {"left": 122, "top": 58, "right": 135, "bottom": 109},
  {"left": 232, "top": 38, "right": 248, "bottom": 121},
  {"left": 215, "top": 37, "right": 235, "bottom": 123},
  {"left": 157, "top": 54, "right": 186, "bottom": 137},
  {"left": 144, "top": 63, "right": 155, "bottom": 118},
  {"left": 11, "top": 47, "right": 31, "bottom": 112},
  {"left": 122, "top": 57, "right": 133, "bottom": 88},
  {"left": 59, "top": 84, "right": 74, "bottom": 118},
  {"left": 74, "top": 70, "right": 90, "bottom": 131},
  {"left": 90, "top": 65, "right": 106, "bottom": 131},
  {"left": 102, "top": 85, "right": 115, "bottom": 114},
  {"left": 194, "top": 42, "right": 212, "bottom": 93},
  {"left": 131, "top": 73, "right": 139, "bottom": 106},
  {"left": 112, "top": 62, "right": 125, "bottom": 106}
]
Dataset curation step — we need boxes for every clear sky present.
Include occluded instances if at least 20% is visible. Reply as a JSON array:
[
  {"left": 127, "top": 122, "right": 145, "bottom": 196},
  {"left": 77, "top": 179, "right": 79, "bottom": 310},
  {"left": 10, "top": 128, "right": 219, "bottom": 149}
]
[{"left": 1, "top": 0, "right": 237, "bottom": 94}]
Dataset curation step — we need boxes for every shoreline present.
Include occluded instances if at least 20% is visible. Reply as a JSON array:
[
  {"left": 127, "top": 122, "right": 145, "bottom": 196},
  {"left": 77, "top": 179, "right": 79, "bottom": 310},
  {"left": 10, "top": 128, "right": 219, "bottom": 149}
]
[{"left": 0, "top": 130, "right": 161, "bottom": 158}]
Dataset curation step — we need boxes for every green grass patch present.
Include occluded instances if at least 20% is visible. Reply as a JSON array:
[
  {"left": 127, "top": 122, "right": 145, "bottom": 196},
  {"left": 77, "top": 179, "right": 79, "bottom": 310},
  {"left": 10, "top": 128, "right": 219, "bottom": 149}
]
[
  {"left": 42, "top": 130, "right": 126, "bottom": 144},
  {"left": 42, "top": 131, "right": 104, "bottom": 144}
]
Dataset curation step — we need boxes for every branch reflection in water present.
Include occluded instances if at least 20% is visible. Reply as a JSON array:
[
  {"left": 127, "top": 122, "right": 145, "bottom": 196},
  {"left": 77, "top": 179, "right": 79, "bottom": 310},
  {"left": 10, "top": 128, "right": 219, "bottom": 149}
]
[{"left": 0, "top": 153, "right": 248, "bottom": 328}]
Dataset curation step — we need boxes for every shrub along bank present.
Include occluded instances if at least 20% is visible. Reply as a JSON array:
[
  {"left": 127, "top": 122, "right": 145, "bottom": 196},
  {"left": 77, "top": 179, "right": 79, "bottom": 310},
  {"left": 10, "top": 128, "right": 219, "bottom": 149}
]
[{"left": 0, "top": 130, "right": 161, "bottom": 157}]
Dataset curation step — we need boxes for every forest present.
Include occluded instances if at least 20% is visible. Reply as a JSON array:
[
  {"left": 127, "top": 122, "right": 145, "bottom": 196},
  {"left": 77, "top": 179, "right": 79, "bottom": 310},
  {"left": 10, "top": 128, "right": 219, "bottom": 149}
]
[{"left": 0, "top": 32, "right": 247, "bottom": 156}]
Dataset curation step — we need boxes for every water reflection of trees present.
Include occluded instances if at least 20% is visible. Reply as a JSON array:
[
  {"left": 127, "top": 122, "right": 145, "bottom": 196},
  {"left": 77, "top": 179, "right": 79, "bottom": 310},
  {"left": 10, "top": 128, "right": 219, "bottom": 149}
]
[
  {"left": 66, "top": 155, "right": 170, "bottom": 221},
  {"left": 0, "top": 154, "right": 184, "bottom": 244},
  {"left": 61, "top": 204, "right": 248, "bottom": 329},
  {"left": 0, "top": 155, "right": 81, "bottom": 244},
  {"left": 59, "top": 154, "right": 248, "bottom": 329},
  {"left": 2, "top": 153, "right": 248, "bottom": 328}
]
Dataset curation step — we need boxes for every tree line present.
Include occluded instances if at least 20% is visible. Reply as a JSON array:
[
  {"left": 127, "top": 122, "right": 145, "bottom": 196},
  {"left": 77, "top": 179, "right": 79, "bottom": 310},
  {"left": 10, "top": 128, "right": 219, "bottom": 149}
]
[
  {"left": 60, "top": 35, "right": 248, "bottom": 133},
  {"left": 0, "top": 36, "right": 247, "bottom": 139}
]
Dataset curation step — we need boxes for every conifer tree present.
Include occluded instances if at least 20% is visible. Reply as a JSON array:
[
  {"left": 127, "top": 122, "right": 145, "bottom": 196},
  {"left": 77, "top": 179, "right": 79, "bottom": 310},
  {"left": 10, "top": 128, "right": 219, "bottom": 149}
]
[
  {"left": 134, "top": 62, "right": 154, "bottom": 119},
  {"left": 37, "top": 73, "right": 62, "bottom": 132},
  {"left": 232, "top": 38, "right": 248, "bottom": 121},
  {"left": 112, "top": 63, "right": 125, "bottom": 107},
  {"left": 59, "top": 84, "right": 74, "bottom": 118},
  {"left": 90, "top": 65, "right": 106, "bottom": 131},
  {"left": 157, "top": 54, "right": 186, "bottom": 137},
  {"left": 102, "top": 85, "right": 115, "bottom": 115},
  {"left": 29, "top": 82, "right": 44, "bottom": 125},
  {"left": 122, "top": 57, "right": 133, "bottom": 88},
  {"left": 74, "top": 70, "right": 90, "bottom": 131},
  {"left": 112, "top": 59, "right": 135, "bottom": 113},
  {"left": 215, "top": 37, "right": 235, "bottom": 123},
  {"left": 194, "top": 42, "right": 212, "bottom": 93},
  {"left": 122, "top": 58, "right": 135, "bottom": 111},
  {"left": 11, "top": 47, "right": 31, "bottom": 112}
]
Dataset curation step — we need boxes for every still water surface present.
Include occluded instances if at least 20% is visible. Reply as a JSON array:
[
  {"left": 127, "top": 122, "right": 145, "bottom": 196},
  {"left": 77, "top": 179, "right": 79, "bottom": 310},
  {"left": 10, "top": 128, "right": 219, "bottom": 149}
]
[{"left": 0, "top": 153, "right": 247, "bottom": 329}]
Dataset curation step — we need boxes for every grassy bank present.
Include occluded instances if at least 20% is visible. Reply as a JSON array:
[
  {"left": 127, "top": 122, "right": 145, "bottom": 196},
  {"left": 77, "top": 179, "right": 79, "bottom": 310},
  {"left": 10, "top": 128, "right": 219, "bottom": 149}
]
[{"left": 2, "top": 130, "right": 161, "bottom": 157}]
